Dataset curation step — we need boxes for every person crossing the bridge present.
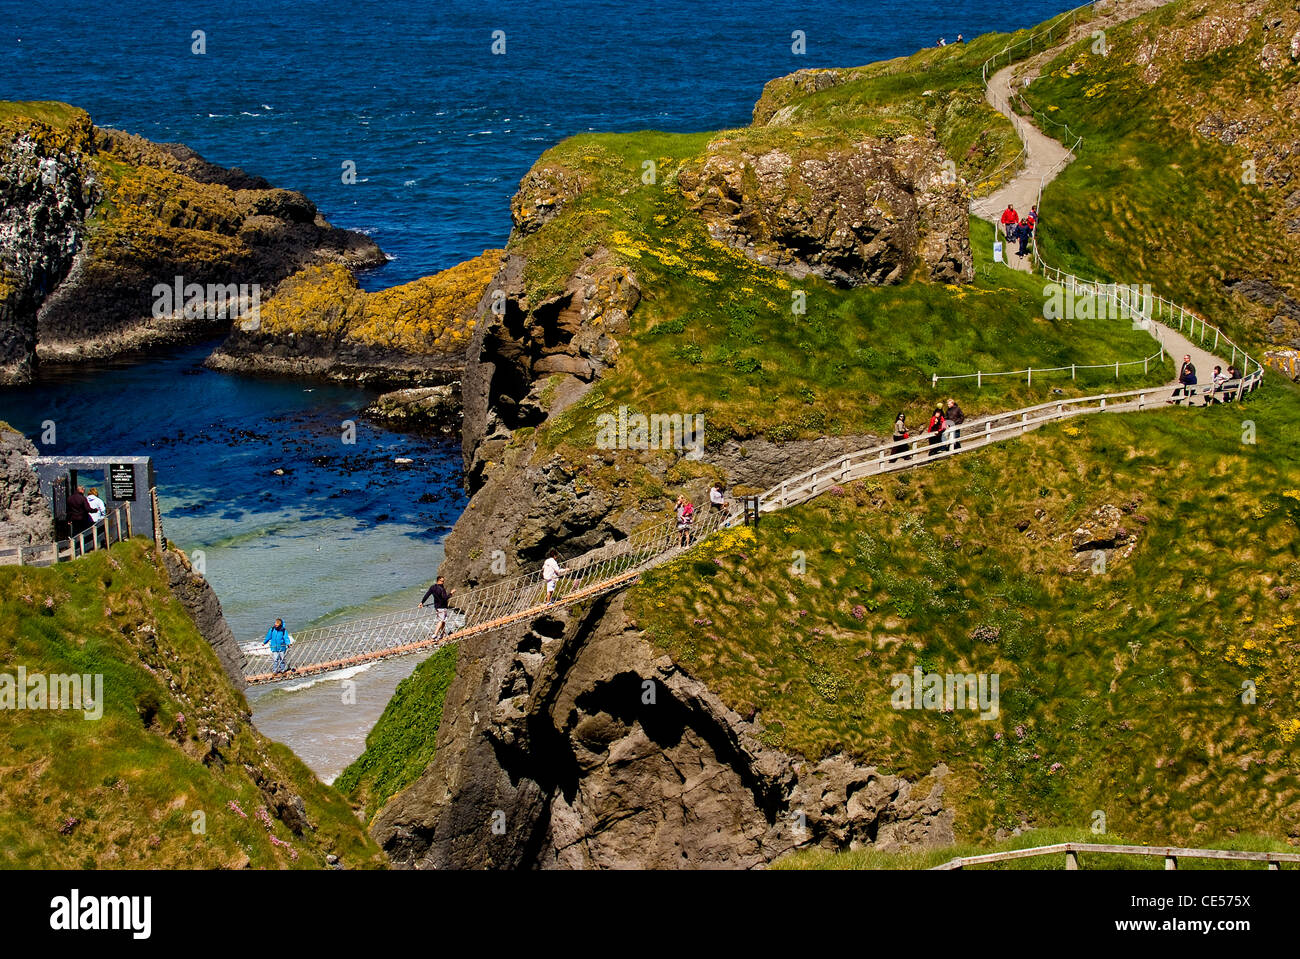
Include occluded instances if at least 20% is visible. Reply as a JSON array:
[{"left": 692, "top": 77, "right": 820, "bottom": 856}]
[
  {"left": 675, "top": 495, "right": 695, "bottom": 547},
  {"left": 262, "top": 617, "right": 292, "bottom": 675},
  {"left": 419, "top": 574, "right": 456, "bottom": 640},
  {"left": 543, "top": 550, "right": 569, "bottom": 605}
]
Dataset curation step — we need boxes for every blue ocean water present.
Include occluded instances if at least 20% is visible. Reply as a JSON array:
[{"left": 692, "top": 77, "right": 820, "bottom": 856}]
[
  {"left": 0, "top": 0, "right": 1075, "bottom": 777},
  {"left": 2, "top": 0, "right": 1074, "bottom": 288}
]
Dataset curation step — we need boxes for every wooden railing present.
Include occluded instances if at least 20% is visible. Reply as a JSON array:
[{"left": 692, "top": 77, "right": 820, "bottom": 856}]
[
  {"left": 753, "top": 378, "right": 1253, "bottom": 513},
  {"left": 932, "top": 841, "right": 1300, "bottom": 870},
  {"left": 0, "top": 498, "right": 135, "bottom": 568}
]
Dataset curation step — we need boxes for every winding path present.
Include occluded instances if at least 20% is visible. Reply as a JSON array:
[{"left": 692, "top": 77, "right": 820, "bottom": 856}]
[{"left": 970, "top": 1, "right": 1229, "bottom": 387}]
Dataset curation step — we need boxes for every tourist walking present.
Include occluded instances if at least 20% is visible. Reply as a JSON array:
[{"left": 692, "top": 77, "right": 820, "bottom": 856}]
[
  {"left": 927, "top": 406, "right": 947, "bottom": 458},
  {"left": 1170, "top": 354, "right": 1197, "bottom": 403},
  {"left": 419, "top": 574, "right": 457, "bottom": 639},
  {"left": 543, "top": 550, "right": 568, "bottom": 604},
  {"left": 1000, "top": 204, "right": 1019, "bottom": 240},
  {"left": 1209, "top": 365, "right": 1228, "bottom": 405},
  {"left": 945, "top": 398, "right": 966, "bottom": 451},
  {"left": 892, "top": 412, "right": 911, "bottom": 461},
  {"left": 1016, "top": 216, "right": 1033, "bottom": 257},
  {"left": 262, "top": 617, "right": 292, "bottom": 675},
  {"left": 709, "top": 484, "right": 728, "bottom": 513},
  {"left": 1225, "top": 363, "right": 1242, "bottom": 402},
  {"left": 675, "top": 495, "right": 695, "bottom": 547}
]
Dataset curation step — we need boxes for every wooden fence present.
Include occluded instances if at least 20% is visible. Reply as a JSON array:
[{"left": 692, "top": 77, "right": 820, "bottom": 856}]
[
  {"left": 932, "top": 841, "right": 1300, "bottom": 870},
  {"left": 0, "top": 498, "right": 135, "bottom": 568}
]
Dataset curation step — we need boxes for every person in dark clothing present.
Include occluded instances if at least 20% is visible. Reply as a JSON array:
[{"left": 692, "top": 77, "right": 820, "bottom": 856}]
[
  {"left": 927, "top": 406, "right": 946, "bottom": 458},
  {"left": 66, "top": 485, "right": 92, "bottom": 536},
  {"left": 1225, "top": 363, "right": 1242, "bottom": 402},
  {"left": 419, "top": 575, "right": 456, "bottom": 640},
  {"left": 945, "top": 398, "right": 966, "bottom": 451},
  {"left": 892, "top": 412, "right": 911, "bottom": 462},
  {"left": 1170, "top": 354, "right": 1197, "bottom": 403},
  {"left": 1017, "top": 217, "right": 1032, "bottom": 257}
]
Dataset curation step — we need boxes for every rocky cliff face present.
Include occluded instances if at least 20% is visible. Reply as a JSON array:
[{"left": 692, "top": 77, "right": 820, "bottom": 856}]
[
  {"left": 0, "top": 102, "right": 384, "bottom": 383},
  {"left": 0, "top": 424, "right": 52, "bottom": 549},
  {"left": 162, "top": 547, "right": 247, "bottom": 690},
  {"left": 678, "top": 134, "right": 974, "bottom": 287},
  {"left": 0, "top": 112, "right": 95, "bottom": 384},
  {"left": 373, "top": 591, "right": 953, "bottom": 869}
]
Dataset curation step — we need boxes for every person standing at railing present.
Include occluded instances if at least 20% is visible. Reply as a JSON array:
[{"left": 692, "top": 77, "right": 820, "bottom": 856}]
[
  {"left": 892, "top": 412, "right": 912, "bottom": 461},
  {"left": 675, "top": 495, "right": 696, "bottom": 547},
  {"left": 927, "top": 406, "right": 947, "bottom": 458},
  {"left": 1225, "top": 363, "right": 1242, "bottom": 402},
  {"left": 543, "top": 551, "right": 569, "bottom": 604},
  {"left": 262, "top": 618, "right": 293, "bottom": 675},
  {"left": 419, "top": 574, "right": 456, "bottom": 640},
  {"left": 709, "top": 484, "right": 729, "bottom": 513},
  {"left": 944, "top": 399, "right": 966, "bottom": 451},
  {"left": 66, "top": 485, "right": 93, "bottom": 537},
  {"left": 86, "top": 487, "right": 106, "bottom": 524}
]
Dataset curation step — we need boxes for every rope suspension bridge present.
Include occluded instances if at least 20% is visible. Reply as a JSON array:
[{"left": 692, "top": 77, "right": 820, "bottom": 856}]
[{"left": 243, "top": 0, "right": 1264, "bottom": 688}]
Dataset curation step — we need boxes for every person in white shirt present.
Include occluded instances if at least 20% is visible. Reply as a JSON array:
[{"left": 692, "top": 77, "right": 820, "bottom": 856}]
[
  {"left": 543, "top": 551, "right": 568, "bottom": 604},
  {"left": 709, "top": 484, "right": 728, "bottom": 512},
  {"left": 85, "top": 487, "right": 106, "bottom": 524}
]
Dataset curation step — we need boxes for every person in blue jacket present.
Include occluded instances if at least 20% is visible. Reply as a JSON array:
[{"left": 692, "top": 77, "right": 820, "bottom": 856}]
[{"left": 263, "top": 617, "right": 292, "bottom": 674}]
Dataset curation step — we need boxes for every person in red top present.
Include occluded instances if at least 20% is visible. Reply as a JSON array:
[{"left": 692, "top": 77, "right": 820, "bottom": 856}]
[
  {"left": 1000, "top": 204, "right": 1019, "bottom": 239},
  {"left": 926, "top": 406, "right": 947, "bottom": 459}
]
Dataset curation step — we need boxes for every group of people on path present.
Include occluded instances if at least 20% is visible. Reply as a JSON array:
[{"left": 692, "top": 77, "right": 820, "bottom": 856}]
[
  {"left": 893, "top": 398, "right": 967, "bottom": 461},
  {"left": 1171, "top": 355, "right": 1243, "bottom": 406},
  {"left": 999, "top": 203, "right": 1038, "bottom": 260}
]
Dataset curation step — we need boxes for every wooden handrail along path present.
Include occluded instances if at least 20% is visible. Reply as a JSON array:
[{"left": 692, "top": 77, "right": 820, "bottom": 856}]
[
  {"left": 0, "top": 498, "right": 135, "bottom": 568},
  {"left": 243, "top": 0, "right": 1263, "bottom": 687},
  {"left": 932, "top": 842, "right": 1300, "bottom": 871}
]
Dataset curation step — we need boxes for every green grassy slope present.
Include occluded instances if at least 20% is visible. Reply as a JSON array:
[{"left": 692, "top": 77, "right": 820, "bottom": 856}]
[
  {"left": 0, "top": 541, "right": 385, "bottom": 868},
  {"left": 632, "top": 383, "right": 1300, "bottom": 846},
  {"left": 335, "top": 643, "right": 459, "bottom": 825}
]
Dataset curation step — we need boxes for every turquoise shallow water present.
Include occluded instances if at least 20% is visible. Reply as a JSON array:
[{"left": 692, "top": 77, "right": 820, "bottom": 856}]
[{"left": 0, "top": 343, "right": 464, "bottom": 779}]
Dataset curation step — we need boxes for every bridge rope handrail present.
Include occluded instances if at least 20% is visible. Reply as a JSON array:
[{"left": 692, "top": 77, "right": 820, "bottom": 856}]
[{"left": 243, "top": 506, "right": 732, "bottom": 684}]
